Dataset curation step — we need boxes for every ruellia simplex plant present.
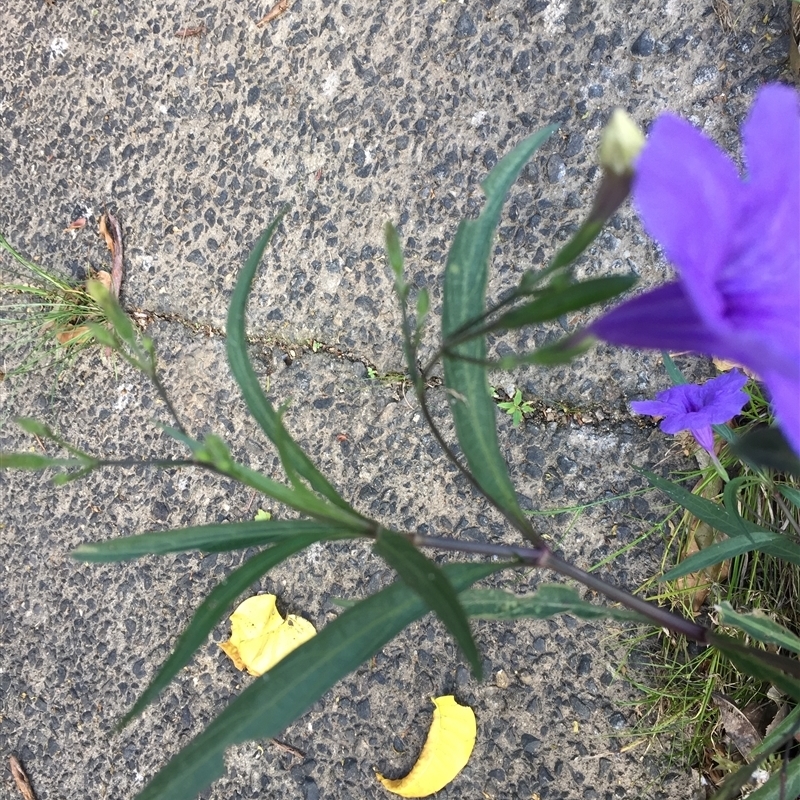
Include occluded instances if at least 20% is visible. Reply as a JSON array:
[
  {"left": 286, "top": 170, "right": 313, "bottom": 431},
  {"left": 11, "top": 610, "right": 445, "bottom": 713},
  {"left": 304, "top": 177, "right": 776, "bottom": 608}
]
[{"left": 2, "top": 86, "right": 799, "bottom": 800}]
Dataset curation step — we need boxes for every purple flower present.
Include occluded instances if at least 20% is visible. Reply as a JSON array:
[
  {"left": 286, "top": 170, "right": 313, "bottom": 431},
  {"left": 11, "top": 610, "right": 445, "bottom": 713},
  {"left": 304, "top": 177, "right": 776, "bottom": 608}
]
[
  {"left": 591, "top": 84, "right": 800, "bottom": 455},
  {"left": 632, "top": 370, "right": 749, "bottom": 455}
]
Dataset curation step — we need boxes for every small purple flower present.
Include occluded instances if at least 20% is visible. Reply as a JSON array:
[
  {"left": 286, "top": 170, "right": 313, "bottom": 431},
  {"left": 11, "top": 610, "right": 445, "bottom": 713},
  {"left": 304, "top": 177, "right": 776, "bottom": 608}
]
[
  {"left": 591, "top": 84, "right": 800, "bottom": 455},
  {"left": 632, "top": 370, "right": 749, "bottom": 455}
]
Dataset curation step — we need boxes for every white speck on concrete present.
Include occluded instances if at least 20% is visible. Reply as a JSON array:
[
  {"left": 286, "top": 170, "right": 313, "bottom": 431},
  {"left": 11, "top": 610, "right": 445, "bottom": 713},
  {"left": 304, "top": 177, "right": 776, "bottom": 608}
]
[
  {"left": 49, "top": 38, "right": 68, "bottom": 59},
  {"left": 322, "top": 72, "right": 340, "bottom": 98},
  {"left": 470, "top": 110, "right": 488, "bottom": 127},
  {"left": 304, "top": 541, "right": 324, "bottom": 568},
  {"left": 114, "top": 383, "right": 135, "bottom": 411}
]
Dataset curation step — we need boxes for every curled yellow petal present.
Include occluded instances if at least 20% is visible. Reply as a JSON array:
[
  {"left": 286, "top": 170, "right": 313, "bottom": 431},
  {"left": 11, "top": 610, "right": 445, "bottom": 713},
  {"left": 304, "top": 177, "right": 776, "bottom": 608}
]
[
  {"left": 376, "top": 695, "right": 476, "bottom": 798},
  {"left": 219, "top": 594, "right": 316, "bottom": 676}
]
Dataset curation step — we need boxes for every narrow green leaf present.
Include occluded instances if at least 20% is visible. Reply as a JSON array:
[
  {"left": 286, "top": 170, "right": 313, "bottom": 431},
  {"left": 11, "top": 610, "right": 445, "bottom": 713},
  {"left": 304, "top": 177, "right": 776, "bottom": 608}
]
[
  {"left": 731, "top": 427, "right": 800, "bottom": 477},
  {"left": 712, "top": 633, "right": 800, "bottom": 693},
  {"left": 0, "top": 453, "right": 83, "bottom": 470},
  {"left": 661, "top": 529, "right": 800, "bottom": 583},
  {"left": 227, "top": 208, "right": 356, "bottom": 514},
  {"left": 384, "top": 221, "right": 407, "bottom": 296},
  {"left": 716, "top": 601, "right": 800, "bottom": 655},
  {"left": 643, "top": 470, "right": 765, "bottom": 540},
  {"left": 441, "top": 129, "right": 554, "bottom": 536},
  {"left": 779, "top": 485, "right": 800, "bottom": 510},
  {"left": 459, "top": 585, "right": 648, "bottom": 624},
  {"left": 709, "top": 705, "right": 800, "bottom": 800},
  {"left": 72, "top": 520, "right": 357, "bottom": 562},
  {"left": 374, "top": 530, "right": 482, "bottom": 678},
  {"left": 134, "top": 561, "right": 506, "bottom": 800},
  {"left": 487, "top": 275, "right": 636, "bottom": 334},
  {"left": 661, "top": 350, "right": 688, "bottom": 386},
  {"left": 15, "top": 417, "right": 56, "bottom": 439},
  {"left": 86, "top": 280, "right": 142, "bottom": 358},
  {"left": 85, "top": 321, "right": 119, "bottom": 349},
  {"left": 416, "top": 287, "right": 430, "bottom": 321},
  {"left": 225, "top": 460, "right": 368, "bottom": 529},
  {"left": 51, "top": 465, "right": 97, "bottom": 485},
  {"left": 120, "top": 529, "right": 352, "bottom": 728},
  {"left": 487, "top": 335, "right": 593, "bottom": 369}
]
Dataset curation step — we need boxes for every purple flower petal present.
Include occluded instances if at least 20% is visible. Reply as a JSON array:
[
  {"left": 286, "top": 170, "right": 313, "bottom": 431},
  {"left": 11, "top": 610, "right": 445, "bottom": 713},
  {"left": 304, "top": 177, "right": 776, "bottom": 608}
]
[
  {"left": 630, "top": 370, "right": 749, "bottom": 455},
  {"left": 592, "top": 84, "right": 800, "bottom": 455},
  {"left": 689, "top": 425, "right": 715, "bottom": 455},
  {"left": 590, "top": 282, "right": 731, "bottom": 353},
  {"left": 633, "top": 114, "right": 741, "bottom": 322},
  {"left": 743, "top": 85, "right": 800, "bottom": 218}
]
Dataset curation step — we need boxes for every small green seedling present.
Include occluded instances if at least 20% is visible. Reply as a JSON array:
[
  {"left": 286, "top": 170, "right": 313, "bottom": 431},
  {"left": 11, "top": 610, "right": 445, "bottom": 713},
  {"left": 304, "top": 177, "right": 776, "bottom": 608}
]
[{"left": 495, "top": 388, "right": 535, "bottom": 427}]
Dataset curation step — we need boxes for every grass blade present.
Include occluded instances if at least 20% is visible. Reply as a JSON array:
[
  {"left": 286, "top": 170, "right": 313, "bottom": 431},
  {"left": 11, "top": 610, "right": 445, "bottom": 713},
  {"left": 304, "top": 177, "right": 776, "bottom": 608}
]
[
  {"left": 459, "top": 584, "right": 648, "bottom": 623},
  {"left": 374, "top": 530, "right": 482, "bottom": 678},
  {"left": 120, "top": 529, "right": 353, "bottom": 727},
  {"left": 72, "top": 519, "right": 356, "bottom": 561},
  {"left": 227, "top": 208, "right": 355, "bottom": 513},
  {"left": 441, "top": 129, "right": 554, "bottom": 535},
  {"left": 134, "top": 561, "right": 506, "bottom": 800}
]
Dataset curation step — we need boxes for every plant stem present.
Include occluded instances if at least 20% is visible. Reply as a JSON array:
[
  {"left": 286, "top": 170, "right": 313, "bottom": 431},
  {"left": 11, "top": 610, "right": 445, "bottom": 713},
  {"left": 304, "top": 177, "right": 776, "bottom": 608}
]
[
  {"left": 413, "top": 382, "right": 545, "bottom": 547},
  {"left": 412, "top": 532, "right": 710, "bottom": 642}
]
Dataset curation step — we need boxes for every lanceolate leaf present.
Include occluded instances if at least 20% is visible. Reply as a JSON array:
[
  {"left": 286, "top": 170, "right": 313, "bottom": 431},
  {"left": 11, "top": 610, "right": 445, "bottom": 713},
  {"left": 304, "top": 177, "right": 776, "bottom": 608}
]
[
  {"left": 72, "top": 519, "right": 357, "bottom": 561},
  {"left": 0, "top": 453, "right": 84, "bottom": 470},
  {"left": 227, "top": 208, "right": 356, "bottom": 514},
  {"left": 661, "top": 529, "right": 800, "bottom": 583},
  {"left": 134, "top": 561, "right": 506, "bottom": 800},
  {"left": 643, "top": 470, "right": 769, "bottom": 540},
  {"left": 484, "top": 275, "right": 637, "bottom": 335},
  {"left": 459, "top": 585, "right": 648, "bottom": 624},
  {"left": 374, "top": 530, "right": 482, "bottom": 678},
  {"left": 731, "top": 426, "right": 800, "bottom": 477},
  {"left": 716, "top": 601, "right": 800, "bottom": 655},
  {"left": 441, "top": 128, "right": 554, "bottom": 537},
  {"left": 120, "top": 529, "right": 353, "bottom": 727}
]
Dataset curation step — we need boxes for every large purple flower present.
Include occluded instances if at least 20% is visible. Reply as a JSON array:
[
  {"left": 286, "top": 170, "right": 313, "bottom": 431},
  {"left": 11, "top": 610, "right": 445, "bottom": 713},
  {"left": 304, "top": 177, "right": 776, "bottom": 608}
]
[
  {"left": 591, "top": 84, "right": 800, "bottom": 454},
  {"left": 631, "top": 369, "right": 749, "bottom": 456}
]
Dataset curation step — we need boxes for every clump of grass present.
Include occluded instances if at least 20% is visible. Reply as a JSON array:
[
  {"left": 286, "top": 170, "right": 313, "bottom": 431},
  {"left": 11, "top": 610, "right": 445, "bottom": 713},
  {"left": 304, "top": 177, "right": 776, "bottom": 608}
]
[
  {"left": 0, "top": 233, "right": 108, "bottom": 379},
  {"left": 622, "top": 378, "right": 800, "bottom": 790}
]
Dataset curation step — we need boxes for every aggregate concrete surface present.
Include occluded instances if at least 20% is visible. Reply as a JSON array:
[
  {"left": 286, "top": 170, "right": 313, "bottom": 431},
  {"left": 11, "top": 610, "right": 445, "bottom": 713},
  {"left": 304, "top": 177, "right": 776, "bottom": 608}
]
[{"left": 0, "top": 1, "right": 795, "bottom": 798}]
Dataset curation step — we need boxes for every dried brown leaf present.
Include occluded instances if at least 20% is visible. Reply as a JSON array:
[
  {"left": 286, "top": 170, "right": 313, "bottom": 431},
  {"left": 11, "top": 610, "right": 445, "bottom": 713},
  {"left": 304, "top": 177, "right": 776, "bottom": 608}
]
[
  {"left": 93, "top": 270, "right": 113, "bottom": 292},
  {"left": 98, "top": 212, "right": 123, "bottom": 298},
  {"left": 56, "top": 325, "right": 90, "bottom": 345},
  {"left": 9, "top": 756, "right": 37, "bottom": 800},
  {"left": 712, "top": 692, "right": 762, "bottom": 761},
  {"left": 98, "top": 213, "right": 114, "bottom": 253},
  {"left": 257, "top": 0, "right": 290, "bottom": 26}
]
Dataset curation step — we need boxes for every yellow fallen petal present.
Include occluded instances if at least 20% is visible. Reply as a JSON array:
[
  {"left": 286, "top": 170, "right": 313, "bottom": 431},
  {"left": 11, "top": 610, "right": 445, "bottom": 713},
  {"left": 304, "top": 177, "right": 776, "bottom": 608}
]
[
  {"left": 220, "top": 594, "right": 316, "bottom": 676},
  {"left": 376, "top": 695, "right": 476, "bottom": 798}
]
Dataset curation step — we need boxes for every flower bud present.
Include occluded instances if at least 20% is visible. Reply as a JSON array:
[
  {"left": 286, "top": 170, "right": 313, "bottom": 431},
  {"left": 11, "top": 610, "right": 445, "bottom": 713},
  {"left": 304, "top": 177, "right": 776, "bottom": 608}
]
[{"left": 598, "top": 109, "right": 645, "bottom": 175}]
